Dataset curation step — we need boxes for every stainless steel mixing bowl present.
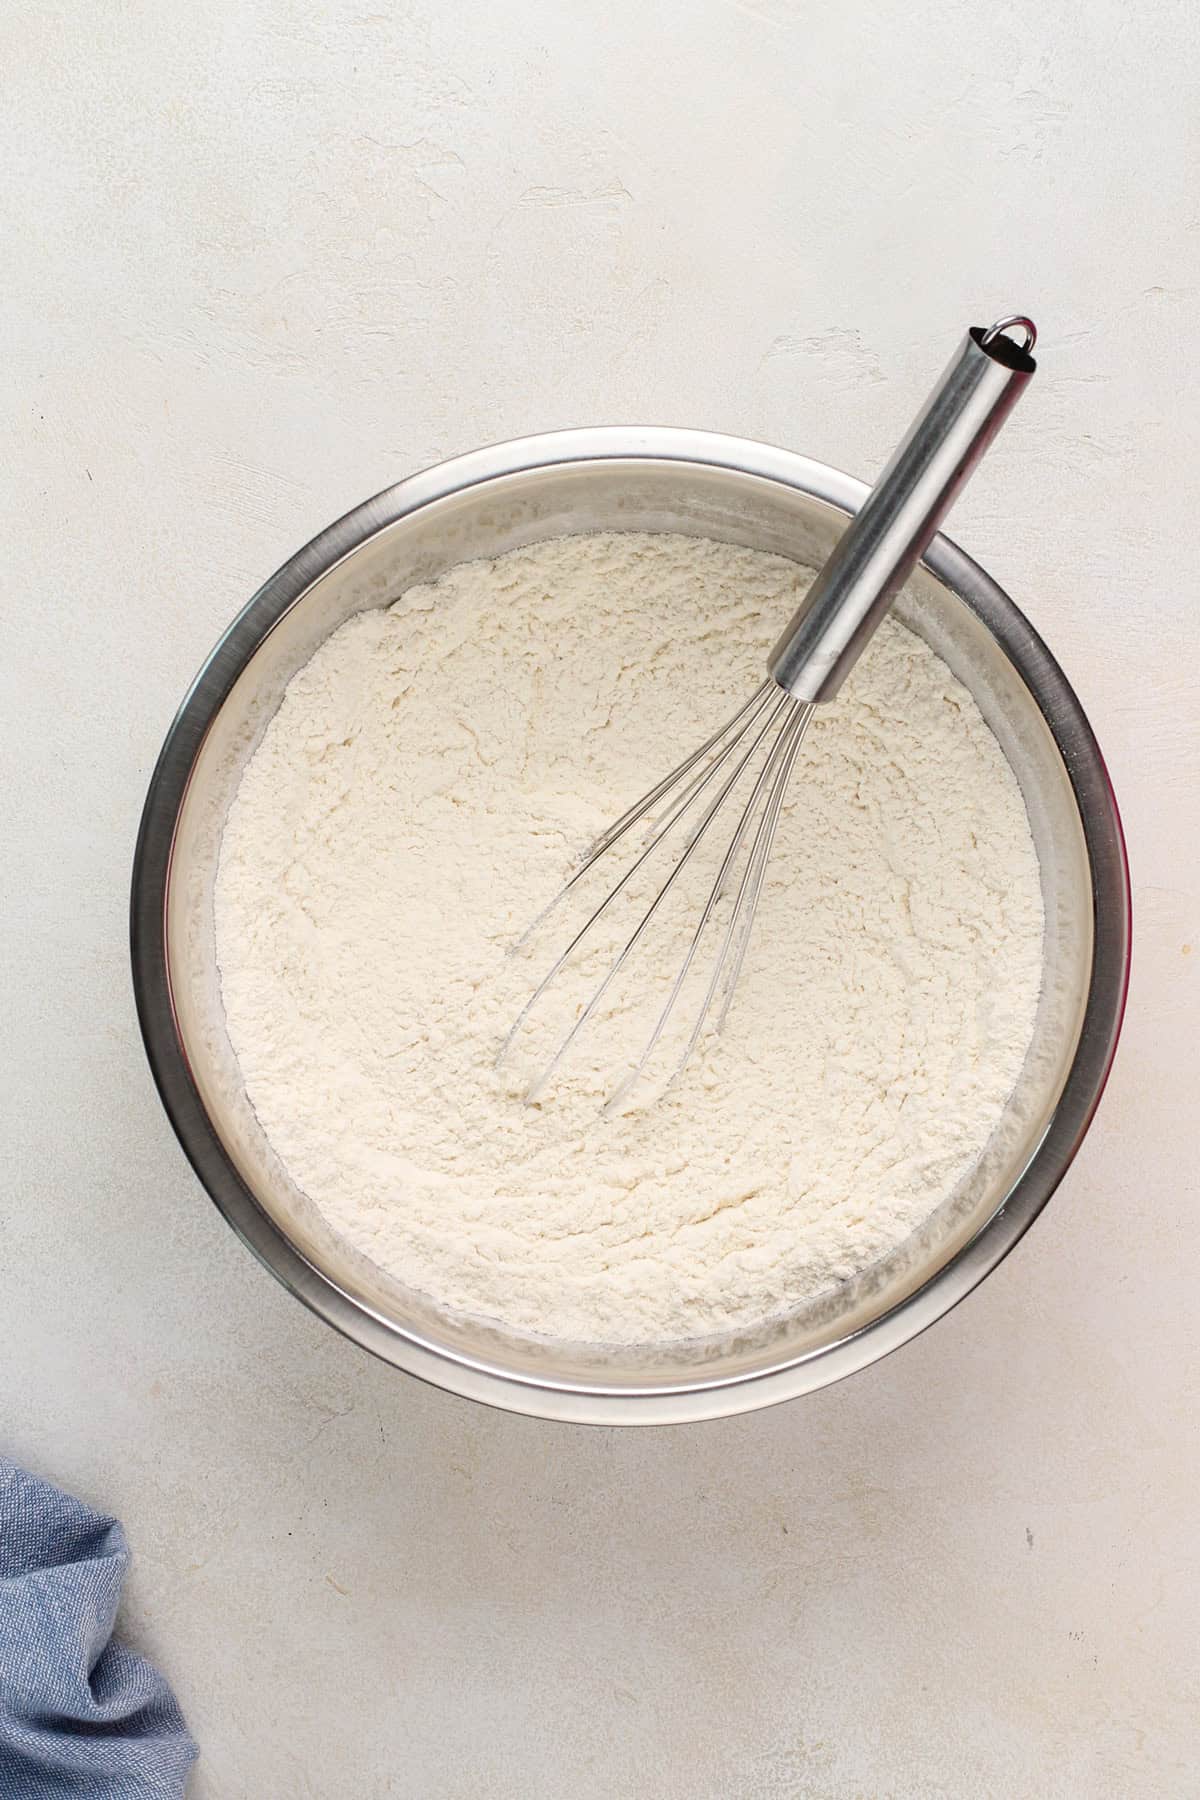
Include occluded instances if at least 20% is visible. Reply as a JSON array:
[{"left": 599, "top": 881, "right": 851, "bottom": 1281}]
[{"left": 131, "top": 428, "right": 1130, "bottom": 1423}]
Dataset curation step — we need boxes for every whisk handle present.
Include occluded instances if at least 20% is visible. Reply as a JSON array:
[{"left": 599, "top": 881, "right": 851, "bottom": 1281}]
[{"left": 769, "top": 316, "right": 1037, "bottom": 704}]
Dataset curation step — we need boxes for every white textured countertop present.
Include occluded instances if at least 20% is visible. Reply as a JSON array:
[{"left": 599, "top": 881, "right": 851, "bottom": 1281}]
[{"left": 3, "top": 2, "right": 1198, "bottom": 1794}]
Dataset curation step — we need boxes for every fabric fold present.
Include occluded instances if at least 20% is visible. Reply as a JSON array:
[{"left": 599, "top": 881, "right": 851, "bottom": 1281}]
[{"left": 0, "top": 1458, "right": 196, "bottom": 1797}]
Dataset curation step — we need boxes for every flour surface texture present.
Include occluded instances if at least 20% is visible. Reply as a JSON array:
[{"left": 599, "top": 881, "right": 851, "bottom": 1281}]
[{"left": 215, "top": 532, "right": 1044, "bottom": 1346}]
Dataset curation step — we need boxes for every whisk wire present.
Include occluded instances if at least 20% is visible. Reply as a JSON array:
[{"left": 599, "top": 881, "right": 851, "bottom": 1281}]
[
  {"left": 586, "top": 680, "right": 774, "bottom": 862},
  {"left": 602, "top": 696, "right": 810, "bottom": 1114},
  {"left": 666, "top": 699, "right": 813, "bottom": 1093},
  {"left": 498, "top": 684, "right": 778, "bottom": 1071},
  {"left": 520, "top": 687, "right": 795, "bottom": 1103},
  {"left": 509, "top": 681, "right": 775, "bottom": 957},
  {"left": 714, "top": 701, "right": 813, "bottom": 1036}
]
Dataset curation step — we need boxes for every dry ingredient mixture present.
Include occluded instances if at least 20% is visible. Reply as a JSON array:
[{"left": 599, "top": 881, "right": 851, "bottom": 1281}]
[{"left": 215, "top": 532, "right": 1044, "bottom": 1345}]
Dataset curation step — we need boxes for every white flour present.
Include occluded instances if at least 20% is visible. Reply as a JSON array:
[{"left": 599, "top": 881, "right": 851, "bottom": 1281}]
[{"left": 215, "top": 531, "right": 1044, "bottom": 1345}]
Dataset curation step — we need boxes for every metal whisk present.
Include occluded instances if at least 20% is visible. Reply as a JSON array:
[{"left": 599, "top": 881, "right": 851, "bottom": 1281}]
[{"left": 502, "top": 316, "right": 1038, "bottom": 1109}]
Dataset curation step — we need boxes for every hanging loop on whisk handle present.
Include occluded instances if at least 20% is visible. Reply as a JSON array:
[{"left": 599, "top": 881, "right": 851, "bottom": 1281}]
[{"left": 769, "top": 316, "right": 1037, "bottom": 704}]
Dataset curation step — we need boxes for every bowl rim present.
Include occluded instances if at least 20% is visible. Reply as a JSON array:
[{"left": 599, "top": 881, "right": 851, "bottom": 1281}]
[{"left": 130, "top": 427, "right": 1131, "bottom": 1424}]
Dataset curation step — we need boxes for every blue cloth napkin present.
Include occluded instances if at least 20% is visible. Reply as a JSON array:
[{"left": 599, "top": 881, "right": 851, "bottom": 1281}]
[{"left": 0, "top": 1458, "right": 196, "bottom": 1797}]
